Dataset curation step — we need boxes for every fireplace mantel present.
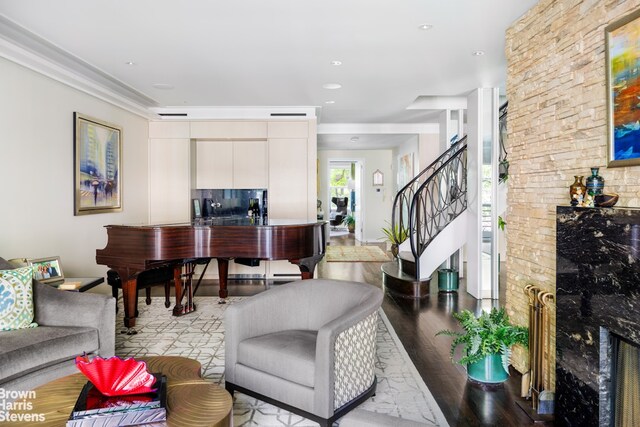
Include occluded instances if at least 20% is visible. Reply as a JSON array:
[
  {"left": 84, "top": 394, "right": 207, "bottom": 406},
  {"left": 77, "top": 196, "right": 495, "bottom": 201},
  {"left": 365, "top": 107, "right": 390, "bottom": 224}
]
[{"left": 556, "top": 206, "right": 640, "bottom": 426}]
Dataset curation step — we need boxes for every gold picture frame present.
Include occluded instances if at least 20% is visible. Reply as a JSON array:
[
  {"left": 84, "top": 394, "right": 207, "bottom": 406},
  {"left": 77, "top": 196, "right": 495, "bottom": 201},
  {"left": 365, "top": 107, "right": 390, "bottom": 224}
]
[
  {"left": 28, "top": 256, "right": 64, "bottom": 284},
  {"left": 74, "top": 113, "right": 123, "bottom": 215},
  {"left": 606, "top": 8, "right": 640, "bottom": 167}
]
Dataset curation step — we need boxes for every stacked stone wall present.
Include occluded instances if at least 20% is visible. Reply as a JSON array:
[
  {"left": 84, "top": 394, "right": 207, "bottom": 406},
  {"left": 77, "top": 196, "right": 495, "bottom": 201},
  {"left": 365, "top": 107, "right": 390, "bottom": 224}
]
[{"left": 505, "top": 0, "right": 640, "bottom": 387}]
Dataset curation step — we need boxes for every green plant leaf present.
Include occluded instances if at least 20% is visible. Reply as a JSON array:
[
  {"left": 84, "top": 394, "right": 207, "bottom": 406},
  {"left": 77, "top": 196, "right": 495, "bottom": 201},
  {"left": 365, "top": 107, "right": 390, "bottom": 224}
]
[
  {"left": 501, "top": 344, "right": 511, "bottom": 375},
  {"left": 436, "top": 307, "right": 529, "bottom": 369},
  {"left": 470, "top": 335, "right": 481, "bottom": 356},
  {"left": 379, "top": 221, "right": 409, "bottom": 244}
]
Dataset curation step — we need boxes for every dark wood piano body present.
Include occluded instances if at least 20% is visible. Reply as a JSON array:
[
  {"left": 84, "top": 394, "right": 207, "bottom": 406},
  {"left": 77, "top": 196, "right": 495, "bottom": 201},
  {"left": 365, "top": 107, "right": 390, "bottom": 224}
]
[{"left": 96, "top": 219, "right": 326, "bottom": 327}]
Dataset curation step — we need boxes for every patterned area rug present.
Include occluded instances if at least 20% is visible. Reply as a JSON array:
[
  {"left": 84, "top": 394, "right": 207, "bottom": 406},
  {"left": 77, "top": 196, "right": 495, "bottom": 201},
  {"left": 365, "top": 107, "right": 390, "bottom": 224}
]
[
  {"left": 115, "top": 296, "right": 448, "bottom": 426},
  {"left": 325, "top": 245, "right": 390, "bottom": 262}
]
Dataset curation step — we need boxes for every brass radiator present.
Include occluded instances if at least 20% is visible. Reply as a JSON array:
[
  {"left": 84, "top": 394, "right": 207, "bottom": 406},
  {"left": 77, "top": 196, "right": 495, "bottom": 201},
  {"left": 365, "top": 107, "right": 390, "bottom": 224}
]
[{"left": 524, "top": 284, "right": 555, "bottom": 411}]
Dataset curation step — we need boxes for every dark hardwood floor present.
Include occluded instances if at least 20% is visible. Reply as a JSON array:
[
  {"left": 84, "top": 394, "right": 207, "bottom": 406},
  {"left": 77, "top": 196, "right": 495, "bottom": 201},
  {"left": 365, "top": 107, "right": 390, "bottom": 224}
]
[{"left": 151, "top": 233, "right": 550, "bottom": 426}]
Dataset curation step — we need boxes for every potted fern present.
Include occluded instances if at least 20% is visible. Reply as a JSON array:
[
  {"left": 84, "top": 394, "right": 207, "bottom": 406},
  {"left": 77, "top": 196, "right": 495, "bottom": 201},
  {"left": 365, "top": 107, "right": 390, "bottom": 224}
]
[
  {"left": 380, "top": 222, "right": 408, "bottom": 258},
  {"left": 342, "top": 214, "right": 356, "bottom": 233},
  {"left": 436, "top": 307, "right": 528, "bottom": 384}
]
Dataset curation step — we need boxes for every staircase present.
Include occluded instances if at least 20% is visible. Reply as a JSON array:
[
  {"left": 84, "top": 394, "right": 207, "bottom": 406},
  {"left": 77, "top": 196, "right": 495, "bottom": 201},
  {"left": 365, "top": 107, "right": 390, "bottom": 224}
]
[{"left": 382, "top": 136, "right": 468, "bottom": 298}]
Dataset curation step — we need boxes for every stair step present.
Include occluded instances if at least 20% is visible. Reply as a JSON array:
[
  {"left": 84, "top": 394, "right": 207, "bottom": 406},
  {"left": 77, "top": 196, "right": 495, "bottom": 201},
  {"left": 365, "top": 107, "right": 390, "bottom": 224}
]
[
  {"left": 381, "top": 261, "right": 430, "bottom": 299},
  {"left": 399, "top": 256, "right": 416, "bottom": 278}
]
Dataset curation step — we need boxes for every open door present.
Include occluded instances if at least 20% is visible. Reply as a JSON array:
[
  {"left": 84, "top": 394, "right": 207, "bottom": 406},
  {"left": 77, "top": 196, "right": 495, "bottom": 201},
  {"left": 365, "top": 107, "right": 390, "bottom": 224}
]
[{"left": 354, "top": 162, "right": 363, "bottom": 242}]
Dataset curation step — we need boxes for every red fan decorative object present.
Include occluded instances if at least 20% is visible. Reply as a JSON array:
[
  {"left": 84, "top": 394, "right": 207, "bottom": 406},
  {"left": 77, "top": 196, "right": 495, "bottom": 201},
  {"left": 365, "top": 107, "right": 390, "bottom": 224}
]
[{"left": 75, "top": 355, "right": 157, "bottom": 396}]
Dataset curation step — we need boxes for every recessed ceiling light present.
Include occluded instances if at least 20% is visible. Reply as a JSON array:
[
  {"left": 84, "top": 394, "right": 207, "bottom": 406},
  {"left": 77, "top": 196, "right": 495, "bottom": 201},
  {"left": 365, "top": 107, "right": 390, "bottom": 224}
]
[
  {"left": 472, "top": 50, "right": 485, "bottom": 56},
  {"left": 322, "top": 83, "right": 342, "bottom": 90},
  {"left": 325, "top": 100, "right": 335, "bottom": 104},
  {"left": 125, "top": 61, "right": 136, "bottom": 66},
  {"left": 350, "top": 136, "right": 359, "bottom": 142},
  {"left": 418, "top": 24, "right": 433, "bottom": 30},
  {"left": 330, "top": 60, "right": 342, "bottom": 66},
  {"left": 152, "top": 83, "right": 174, "bottom": 90}
]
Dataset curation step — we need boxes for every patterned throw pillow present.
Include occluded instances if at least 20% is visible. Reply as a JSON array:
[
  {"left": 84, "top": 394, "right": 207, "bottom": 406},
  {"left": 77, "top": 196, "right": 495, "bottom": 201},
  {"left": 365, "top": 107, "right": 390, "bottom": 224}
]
[{"left": 0, "top": 267, "right": 38, "bottom": 331}]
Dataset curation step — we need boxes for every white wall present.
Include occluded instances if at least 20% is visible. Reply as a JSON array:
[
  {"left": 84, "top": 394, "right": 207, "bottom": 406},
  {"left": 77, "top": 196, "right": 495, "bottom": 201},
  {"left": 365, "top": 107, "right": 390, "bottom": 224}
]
[
  {"left": 418, "top": 133, "right": 440, "bottom": 178},
  {"left": 318, "top": 149, "right": 393, "bottom": 243},
  {"left": 391, "top": 136, "right": 418, "bottom": 193},
  {"left": 0, "top": 57, "right": 149, "bottom": 282}
]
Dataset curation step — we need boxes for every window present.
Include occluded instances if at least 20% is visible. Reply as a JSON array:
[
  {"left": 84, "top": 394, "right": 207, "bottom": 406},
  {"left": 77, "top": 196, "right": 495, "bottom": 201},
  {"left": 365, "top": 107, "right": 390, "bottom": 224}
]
[{"left": 329, "top": 166, "right": 351, "bottom": 200}]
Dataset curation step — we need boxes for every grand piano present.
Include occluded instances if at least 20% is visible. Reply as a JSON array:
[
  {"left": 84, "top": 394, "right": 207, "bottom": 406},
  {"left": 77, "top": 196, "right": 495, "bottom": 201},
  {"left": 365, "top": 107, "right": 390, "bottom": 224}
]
[{"left": 96, "top": 218, "right": 326, "bottom": 328}]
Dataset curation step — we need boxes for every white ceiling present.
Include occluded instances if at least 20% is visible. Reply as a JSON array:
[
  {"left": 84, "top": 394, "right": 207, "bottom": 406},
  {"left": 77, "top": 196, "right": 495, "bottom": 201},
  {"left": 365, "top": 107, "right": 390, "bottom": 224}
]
[{"left": 0, "top": 0, "right": 537, "bottom": 149}]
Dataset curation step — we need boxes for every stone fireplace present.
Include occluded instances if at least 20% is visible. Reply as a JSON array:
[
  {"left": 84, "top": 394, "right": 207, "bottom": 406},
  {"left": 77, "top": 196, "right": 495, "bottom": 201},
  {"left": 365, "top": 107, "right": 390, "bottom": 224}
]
[{"left": 556, "top": 206, "right": 640, "bottom": 426}]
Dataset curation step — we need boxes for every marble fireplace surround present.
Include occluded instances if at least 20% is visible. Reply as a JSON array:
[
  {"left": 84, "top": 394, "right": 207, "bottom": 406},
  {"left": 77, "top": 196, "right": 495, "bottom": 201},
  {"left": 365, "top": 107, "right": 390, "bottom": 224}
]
[{"left": 556, "top": 206, "right": 640, "bottom": 427}]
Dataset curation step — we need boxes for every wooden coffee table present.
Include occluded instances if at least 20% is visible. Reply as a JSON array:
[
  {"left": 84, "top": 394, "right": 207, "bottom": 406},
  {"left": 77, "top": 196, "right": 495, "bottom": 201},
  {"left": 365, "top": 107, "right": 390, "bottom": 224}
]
[{"left": 11, "top": 356, "right": 232, "bottom": 426}]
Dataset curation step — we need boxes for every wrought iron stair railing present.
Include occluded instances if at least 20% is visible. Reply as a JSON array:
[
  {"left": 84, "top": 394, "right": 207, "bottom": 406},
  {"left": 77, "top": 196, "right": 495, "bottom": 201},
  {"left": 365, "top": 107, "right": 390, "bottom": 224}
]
[{"left": 390, "top": 136, "right": 468, "bottom": 279}]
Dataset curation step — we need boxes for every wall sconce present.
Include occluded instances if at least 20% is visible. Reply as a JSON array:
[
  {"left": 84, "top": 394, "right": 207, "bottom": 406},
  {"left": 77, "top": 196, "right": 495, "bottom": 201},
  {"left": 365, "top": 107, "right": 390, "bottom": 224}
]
[{"left": 372, "top": 169, "right": 384, "bottom": 186}]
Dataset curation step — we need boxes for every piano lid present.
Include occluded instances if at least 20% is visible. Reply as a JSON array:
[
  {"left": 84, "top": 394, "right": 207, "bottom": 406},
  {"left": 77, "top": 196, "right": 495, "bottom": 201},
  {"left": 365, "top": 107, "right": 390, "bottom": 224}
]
[{"left": 106, "top": 218, "right": 326, "bottom": 228}]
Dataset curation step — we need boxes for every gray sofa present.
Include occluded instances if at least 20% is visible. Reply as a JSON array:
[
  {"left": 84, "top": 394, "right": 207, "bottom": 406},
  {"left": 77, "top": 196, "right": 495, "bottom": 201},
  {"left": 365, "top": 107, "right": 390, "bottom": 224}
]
[{"left": 0, "top": 257, "right": 115, "bottom": 391}]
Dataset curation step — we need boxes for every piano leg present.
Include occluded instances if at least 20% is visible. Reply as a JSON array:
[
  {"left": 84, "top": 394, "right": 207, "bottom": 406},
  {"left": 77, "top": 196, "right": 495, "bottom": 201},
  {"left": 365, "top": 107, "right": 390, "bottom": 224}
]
[
  {"left": 217, "top": 258, "right": 230, "bottom": 304},
  {"left": 172, "top": 265, "right": 184, "bottom": 316},
  {"left": 172, "top": 262, "right": 197, "bottom": 317},
  {"left": 290, "top": 254, "right": 324, "bottom": 280},
  {"left": 121, "top": 277, "right": 138, "bottom": 334},
  {"left": 182, "top": 261, "right": 196, "bottom": 315}
]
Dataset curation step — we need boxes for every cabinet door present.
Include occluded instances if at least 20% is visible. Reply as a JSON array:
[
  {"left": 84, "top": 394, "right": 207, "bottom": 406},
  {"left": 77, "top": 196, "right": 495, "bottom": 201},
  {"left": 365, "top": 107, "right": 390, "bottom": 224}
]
[
  {"left": 196, "top": 140, "right": 233, "bottom": 189},
  {"left": 149, "top": 139, "right": 190, "bottom": 223},
  {"left": 268, "top": 138, "right": 307, "bottom": 219},
  {"left": 233, "top": 140, "right": 267, "bottom": 189}
]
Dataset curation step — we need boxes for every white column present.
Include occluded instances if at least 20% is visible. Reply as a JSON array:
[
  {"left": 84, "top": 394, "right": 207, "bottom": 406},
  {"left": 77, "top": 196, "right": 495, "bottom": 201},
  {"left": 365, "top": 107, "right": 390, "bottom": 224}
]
[
  {"left": 466, "top": 90, "right": 483, "bottom": 299},
  {"left": 438, "top": 110, "right": 453, "bottom": 153},
  {"left": 466, "top": 88, "right": 499, "bottom": 299}
]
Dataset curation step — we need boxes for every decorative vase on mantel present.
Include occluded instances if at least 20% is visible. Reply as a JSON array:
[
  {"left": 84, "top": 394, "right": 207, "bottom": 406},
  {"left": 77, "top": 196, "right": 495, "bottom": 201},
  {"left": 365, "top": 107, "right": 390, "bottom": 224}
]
[
  {"left": 586, "top": 167, "right": 604, "bottom": 197},
  {"left": 569, "top": 176, "right": 586, "bottom": 205}
]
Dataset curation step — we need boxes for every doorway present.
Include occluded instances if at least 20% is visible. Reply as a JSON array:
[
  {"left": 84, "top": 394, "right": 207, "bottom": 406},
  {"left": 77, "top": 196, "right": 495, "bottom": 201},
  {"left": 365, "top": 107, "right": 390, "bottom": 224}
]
[{"left": 327, "top": 160, "right": 364, "bottom": 242}]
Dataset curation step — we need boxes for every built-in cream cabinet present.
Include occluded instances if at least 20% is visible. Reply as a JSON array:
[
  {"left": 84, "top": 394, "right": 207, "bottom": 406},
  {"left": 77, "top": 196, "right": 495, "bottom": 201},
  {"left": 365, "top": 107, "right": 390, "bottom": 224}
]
[
  {"left": 196, "top": 141, "right": 233, "bottom": 188},
  {"left": 195, "top": 140, "right": 267, "bottom": 189},
  {"left": 190, "top": 121, "right": 267, "bottom": 139},
  {"left": 149, "top": 122, "right": 190, "bottom": 139},
  {"left": 148, "top": 120, "right": 315, "bottom": 220},
  {"left": 267, "top": 121, "right": 308, "bottom": 139},
  {"left": 148, "top": 138, "right": 191, "bottom": 223},
  {"left": 268, "top": 138, "right": 307, "bottom": 219},
  {"left": 232, "top": 140, "right": 268, "bottom": 189}
]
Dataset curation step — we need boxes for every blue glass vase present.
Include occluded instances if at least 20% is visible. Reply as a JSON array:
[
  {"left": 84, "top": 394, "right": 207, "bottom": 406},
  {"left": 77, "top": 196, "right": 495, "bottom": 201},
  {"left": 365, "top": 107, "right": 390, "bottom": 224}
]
[{"left": 585, "top": 167, "right": 604, "bottom": 196}]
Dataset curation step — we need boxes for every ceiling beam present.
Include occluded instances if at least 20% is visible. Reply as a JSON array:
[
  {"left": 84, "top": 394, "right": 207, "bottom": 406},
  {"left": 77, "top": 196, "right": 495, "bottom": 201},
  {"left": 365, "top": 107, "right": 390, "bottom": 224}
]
[
  {"left": 406, "top": 96, "right": 468, "bottom": 110},
  {"left": 318, "top": 123, "right": 438, "bottom": 135}
]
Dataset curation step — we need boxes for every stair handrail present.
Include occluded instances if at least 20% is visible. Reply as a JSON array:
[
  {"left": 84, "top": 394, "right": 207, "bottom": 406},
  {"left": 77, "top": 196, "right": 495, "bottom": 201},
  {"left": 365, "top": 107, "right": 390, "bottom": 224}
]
[
  {"left": 408, "top": 141, "right": 468, "bottom": 279},
  {"left": 391, "top": 136, "right": 467, "bottom": 243}
]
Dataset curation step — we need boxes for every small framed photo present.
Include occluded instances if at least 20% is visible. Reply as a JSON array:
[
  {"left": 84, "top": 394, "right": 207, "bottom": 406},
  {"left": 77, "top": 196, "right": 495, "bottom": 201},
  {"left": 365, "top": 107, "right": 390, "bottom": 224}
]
[{"left": 28, "top": 257, "right": 64, "bottom": 284}]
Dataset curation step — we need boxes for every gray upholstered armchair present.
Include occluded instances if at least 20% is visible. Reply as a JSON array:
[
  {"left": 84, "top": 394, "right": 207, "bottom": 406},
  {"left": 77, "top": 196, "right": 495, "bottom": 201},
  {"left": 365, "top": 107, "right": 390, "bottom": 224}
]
[{"left": 224, "top": 279, "right": 383, "bottom": 427}]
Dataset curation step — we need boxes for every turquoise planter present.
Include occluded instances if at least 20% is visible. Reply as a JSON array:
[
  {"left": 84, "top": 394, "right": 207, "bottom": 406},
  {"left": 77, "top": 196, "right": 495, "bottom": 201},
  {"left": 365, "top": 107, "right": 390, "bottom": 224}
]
[
  {"left": 467, "top": 354, "right": 508, "bottom": 384},
  {"left": 437, "top": 268, "right": 459, "bottom": 292}
]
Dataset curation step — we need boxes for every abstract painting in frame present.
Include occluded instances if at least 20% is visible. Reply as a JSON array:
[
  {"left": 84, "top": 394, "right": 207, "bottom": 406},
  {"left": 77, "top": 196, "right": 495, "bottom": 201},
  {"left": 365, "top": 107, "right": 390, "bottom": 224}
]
[
  {"left": 606, "top": 9, "right": 640, "bottom": 167},
  {"left": 397, "top": 153, "right": 414, "bottom": 190},
  {"left": 74, "top": 113, "right": 122, "bottom": 215}
]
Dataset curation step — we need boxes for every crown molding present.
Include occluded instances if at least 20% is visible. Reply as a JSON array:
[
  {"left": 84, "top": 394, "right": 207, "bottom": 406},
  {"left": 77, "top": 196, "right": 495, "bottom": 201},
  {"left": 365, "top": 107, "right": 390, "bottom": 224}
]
[{"left": 0, "top": 14, "right": 158, "bottom": 119}]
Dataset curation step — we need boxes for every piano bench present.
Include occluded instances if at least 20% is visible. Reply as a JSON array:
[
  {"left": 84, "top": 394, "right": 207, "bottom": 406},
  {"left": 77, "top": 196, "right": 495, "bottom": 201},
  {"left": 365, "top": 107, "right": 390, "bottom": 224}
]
[{"left": 106, "top": 267, "right": 173, "bottom": 315}]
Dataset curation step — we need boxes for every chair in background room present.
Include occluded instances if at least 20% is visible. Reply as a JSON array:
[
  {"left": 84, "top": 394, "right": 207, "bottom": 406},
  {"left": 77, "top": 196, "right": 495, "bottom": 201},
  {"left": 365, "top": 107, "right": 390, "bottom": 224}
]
[
  {"left": 329, "top": 196, "right": 349, "bottom": 228},
  {"left": 225, "top": 278, "right": 383, "bottom": 427}
]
